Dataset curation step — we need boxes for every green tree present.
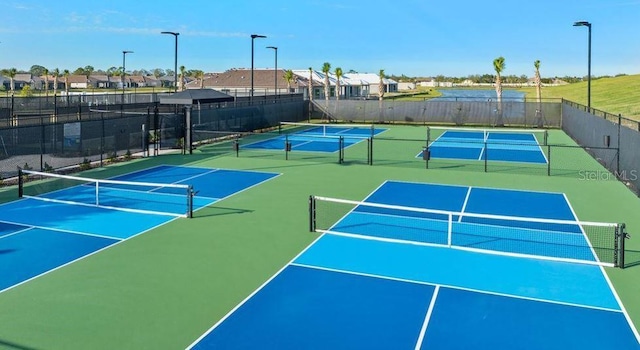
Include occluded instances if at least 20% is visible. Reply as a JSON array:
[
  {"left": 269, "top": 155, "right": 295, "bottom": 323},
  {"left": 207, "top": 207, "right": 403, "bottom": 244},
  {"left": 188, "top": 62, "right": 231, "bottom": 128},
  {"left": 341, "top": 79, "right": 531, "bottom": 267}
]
[
  {"left": 29, "top": 65, "right": 47, "bottom": 77},
  {"left": 334, "top": 67, "right": 343, "bottom": 100},
  {"left": 284, "top": 69, "right": 294, "bottom": 92},
  {"left": 20, "top": 85, "right": 33, "bottom": 97},
  {"left": 73, "top": 67, "right": 86, "bottom": 75},
  {"left": 152, "top": 68, "right": 165, "bottom": 78}
]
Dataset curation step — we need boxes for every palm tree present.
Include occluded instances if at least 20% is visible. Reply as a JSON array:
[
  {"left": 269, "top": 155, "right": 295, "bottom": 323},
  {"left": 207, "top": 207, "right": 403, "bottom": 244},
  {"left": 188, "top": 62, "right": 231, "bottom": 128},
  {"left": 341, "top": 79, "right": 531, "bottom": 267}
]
[
  {"left": 52, "top": 68, "right": 60, "bottom": 95},
  {"left": 378, "top": 69, "right": 385, "bottom": 101},
  {"left": 378, "top": 69, "right": 385, "bottom": 120},
  {"left": 321, "top": 62, "right": 331, "bottom": 101},
  {"left": 284, "top": 69, "right": 294, "bottom": 93},
  {"left": 179, "top": 65, "right": 186, "bottom": 91},
  {"left": 534, "top": 60, "right": 543, "bottom": 127},
  {"left": 534, "top": 60, "right": 542, "bottom": 104},
  {"left": 308, "top": 67, "right": 313, "bottom": 101},
  {"left": 43, "top": 68, "right": 49, "bottom": 97},
  {"left": 6, "top": 68, "right": 18, "bottom": 94},
  {"left": 493, "top": 56, "right": 506, "bottom": 125},
  {"left": 193, "top": 70, "right": 205, "bottom": 89},
  {"left": 63, "top": 69, "right": 70, "bottom": 94},
  {"left": 334, "top": 67, "right": 343, "bottom": 101}
]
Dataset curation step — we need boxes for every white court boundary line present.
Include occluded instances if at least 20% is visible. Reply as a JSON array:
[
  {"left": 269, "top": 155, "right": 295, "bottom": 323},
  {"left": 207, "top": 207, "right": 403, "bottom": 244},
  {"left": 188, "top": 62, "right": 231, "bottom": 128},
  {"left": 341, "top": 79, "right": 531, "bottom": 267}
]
[{"left": 415, "top": 285, "right": 439, "bottom": 350}]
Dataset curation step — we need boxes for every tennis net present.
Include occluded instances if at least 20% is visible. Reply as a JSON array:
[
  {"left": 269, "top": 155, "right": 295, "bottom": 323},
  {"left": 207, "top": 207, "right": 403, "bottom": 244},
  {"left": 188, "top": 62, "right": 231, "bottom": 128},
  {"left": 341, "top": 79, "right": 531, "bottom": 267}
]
[
  {"left": 309, "top": 195, "right": 626, "bottom": 267},
  {"left": 427, "top": 126, "right": 548, "bottom": 145},
  {"left": 19, "top": 170, "right": 194, "bottom": 218},
  {"left": 279, "top": 122, "right": 374, "bottom": 139}
]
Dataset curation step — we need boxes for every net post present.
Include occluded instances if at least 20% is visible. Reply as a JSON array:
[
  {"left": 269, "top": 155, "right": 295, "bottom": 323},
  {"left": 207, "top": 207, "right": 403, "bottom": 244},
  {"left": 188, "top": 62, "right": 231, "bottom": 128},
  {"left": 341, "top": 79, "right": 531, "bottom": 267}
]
[
  {"left": 484, "top": 140, "right": 488, "bottom": 172},
  {"left": 423, "top": 146, "right": 430, "bottom": 169},
  {"left": 547, "top": 145, "right": 551, "bottom": 176},
  {"left": 188, "top": 185, "right": 194, "bottom": 218},
  {"left": 369, "top": 124, "right": 374, "bottom": 140},
  {"left": 309, "top": 195, "right": 316, "bottom": 232},
  {"left": 367, "top": 137, "right": 373, "bottom": 166},
  {"left": 285, "top": 134, "right": 290, "bottom": 160},
  {"left": 339, "top": 136, "right": 344, "bottom": 164},
  {"left": 233, "top": 137, "right": 240, "bottom": 157},
  {"left": 617, "top": 223, "right": 627, "bottom": 268},
  {"left": 544, "top": 129, "right": 549, "bottom": 146},
  {"left": 18, "top": 169, "right": 23, "bottom": 198}
]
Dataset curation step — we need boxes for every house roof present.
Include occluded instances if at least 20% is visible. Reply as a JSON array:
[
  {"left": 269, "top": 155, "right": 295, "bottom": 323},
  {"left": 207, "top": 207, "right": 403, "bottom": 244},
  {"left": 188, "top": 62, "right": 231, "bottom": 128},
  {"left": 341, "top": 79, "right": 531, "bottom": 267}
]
[
  {"left": 200, "top": 69, "right": 293, "bottom": 89},
  {"left": 159, "top": 89, "right": 235, "bottom": 105},
  {"left": 67, "top": 75, "right": 88, "bottom": 83}
]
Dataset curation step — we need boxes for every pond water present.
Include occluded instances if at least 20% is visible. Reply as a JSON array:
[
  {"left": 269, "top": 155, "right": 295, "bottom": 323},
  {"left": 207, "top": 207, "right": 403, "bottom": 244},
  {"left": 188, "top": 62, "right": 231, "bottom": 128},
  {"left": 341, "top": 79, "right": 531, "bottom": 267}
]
[{"left": 432, "top": 89, "right": 525, "bottom": 102}]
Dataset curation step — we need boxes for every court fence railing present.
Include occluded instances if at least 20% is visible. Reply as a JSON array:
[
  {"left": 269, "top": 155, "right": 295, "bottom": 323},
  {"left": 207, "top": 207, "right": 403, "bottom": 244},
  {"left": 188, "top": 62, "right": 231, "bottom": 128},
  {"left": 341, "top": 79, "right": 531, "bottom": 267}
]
[
  {"left": 561, "top": 100, "right": 640, "bottom": 196},
  {"left": 309, "top": 195, "right": 629, "bottom": 268},
  {"left": 0, "top": 96, "right": 307, "bottom": 180},
  {"left": 310, "top": 99, "right": 563, "bottom": 128}
]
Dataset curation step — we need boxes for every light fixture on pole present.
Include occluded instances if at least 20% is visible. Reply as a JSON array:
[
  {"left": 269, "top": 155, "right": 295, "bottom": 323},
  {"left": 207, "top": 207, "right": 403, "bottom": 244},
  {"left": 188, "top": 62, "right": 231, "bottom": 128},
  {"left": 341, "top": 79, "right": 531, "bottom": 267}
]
[
  {"left": 161, "top": 31, "right": 180, "bottom": 93},
  {"left": 250, "top": 34, "right": 267, "bottom": 102},
  {"left": 266, "top": 46, "right": 278, "bottom": 98},
  {"left": 573, "top": 21, "right": 592, "bottom": 112},
  {"left": 122, "top": 50, "right": 133, "bottom": 103}
]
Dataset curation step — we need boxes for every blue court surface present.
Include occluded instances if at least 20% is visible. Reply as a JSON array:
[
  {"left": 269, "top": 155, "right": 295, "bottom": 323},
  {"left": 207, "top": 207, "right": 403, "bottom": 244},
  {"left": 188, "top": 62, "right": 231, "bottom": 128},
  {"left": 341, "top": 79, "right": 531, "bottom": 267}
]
[
  {"left": 243, "top": 125, "right": 386, "bottom": 153},
  {"left": 189, "top": 181, "right": 640, "bottom": 350},
  {"left": 419, "top": 129, "right": 547, "bottom": 164},
  {"left": 0, "top": 165, "right": 279, "bottom": 293}
]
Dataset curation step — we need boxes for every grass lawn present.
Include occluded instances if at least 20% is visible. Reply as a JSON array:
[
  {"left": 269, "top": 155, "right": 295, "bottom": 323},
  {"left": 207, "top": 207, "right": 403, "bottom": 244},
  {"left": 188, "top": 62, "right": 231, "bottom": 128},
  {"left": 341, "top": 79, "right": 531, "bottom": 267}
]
[{"left": 519, "top": 74, "right": 640, "bottom": 120}]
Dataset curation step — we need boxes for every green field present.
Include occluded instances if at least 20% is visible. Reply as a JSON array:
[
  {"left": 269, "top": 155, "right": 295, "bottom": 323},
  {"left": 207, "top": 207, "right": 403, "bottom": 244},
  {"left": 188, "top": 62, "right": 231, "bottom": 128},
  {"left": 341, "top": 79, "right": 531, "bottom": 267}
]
[
  {"left": 0, "top": 125, "right": 638, "bottom": 349},
  {"left": 520, "top": 74, "right": 640, "bottom": 120}
]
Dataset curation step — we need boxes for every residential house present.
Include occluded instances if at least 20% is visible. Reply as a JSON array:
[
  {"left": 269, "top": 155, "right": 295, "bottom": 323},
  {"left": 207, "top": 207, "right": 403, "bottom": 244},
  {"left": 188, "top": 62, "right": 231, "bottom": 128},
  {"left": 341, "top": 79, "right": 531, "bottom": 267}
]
[
  {"left": 67, "top": 75, "right": 90, "bottom": 89},
  {"left": 90, "top": 75, "right": 111, "bottom": 88},
  {"left": 129, "top": 75, "right": 146, "bottom": 88}
]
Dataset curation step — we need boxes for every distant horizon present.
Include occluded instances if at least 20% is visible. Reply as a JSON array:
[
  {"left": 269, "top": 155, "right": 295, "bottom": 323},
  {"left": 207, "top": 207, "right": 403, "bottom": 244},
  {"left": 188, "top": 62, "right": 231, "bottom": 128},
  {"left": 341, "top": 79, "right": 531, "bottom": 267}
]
[
  {"left": 2, "top": 1, "right": 639, "bottom": 78},
  {"left": 2, "top": 65, "right": 635, "bottom": 81}
]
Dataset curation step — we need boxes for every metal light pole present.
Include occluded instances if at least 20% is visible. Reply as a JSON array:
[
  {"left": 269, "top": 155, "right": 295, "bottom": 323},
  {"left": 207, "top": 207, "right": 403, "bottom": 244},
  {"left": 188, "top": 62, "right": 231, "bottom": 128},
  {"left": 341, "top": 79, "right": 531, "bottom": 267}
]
[
  {"left": 122, "top": 50, "right": 133, "bottom": 104},
  {"left": 573, "top": 21, "right": 592, "bottom": 112},
  {"left": 161, "top": 31, "right": 180, "bottom": 93},
  {"left": 250, "top": 34, "right": 266, "bottom": 102},
  {"left": 266, "top": 46, "right": 278, "bottom": 98}
]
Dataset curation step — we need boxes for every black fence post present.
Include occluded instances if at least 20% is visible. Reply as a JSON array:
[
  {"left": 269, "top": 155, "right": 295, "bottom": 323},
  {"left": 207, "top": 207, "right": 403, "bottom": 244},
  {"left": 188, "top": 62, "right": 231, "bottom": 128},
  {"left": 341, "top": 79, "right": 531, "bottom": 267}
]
[
  {"left": 547, "top": 145, "right": 551, "bottom": 176},
  {"left": 308, "top": 195, "right": 316, "bottom": 232},
  {"left": 484, "top": 141, "right": 488, "bottom": 172}
]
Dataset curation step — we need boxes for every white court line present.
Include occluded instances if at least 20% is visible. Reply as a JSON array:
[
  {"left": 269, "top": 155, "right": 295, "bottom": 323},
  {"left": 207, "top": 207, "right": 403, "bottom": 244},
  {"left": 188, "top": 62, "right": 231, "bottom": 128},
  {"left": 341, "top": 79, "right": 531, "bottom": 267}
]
[
  {"left": 458, "top": 187, "right": 472, "bottom": 222},
  {"left": 415, "top": 285, "right": 440, "bottom": 350}
]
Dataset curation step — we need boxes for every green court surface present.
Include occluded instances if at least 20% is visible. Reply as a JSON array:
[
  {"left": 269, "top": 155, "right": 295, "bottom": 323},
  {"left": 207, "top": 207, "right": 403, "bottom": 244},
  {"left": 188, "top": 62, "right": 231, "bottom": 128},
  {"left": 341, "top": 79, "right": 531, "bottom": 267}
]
[{"left": 0, "top": 125, "right": 638, "bottom": 349}]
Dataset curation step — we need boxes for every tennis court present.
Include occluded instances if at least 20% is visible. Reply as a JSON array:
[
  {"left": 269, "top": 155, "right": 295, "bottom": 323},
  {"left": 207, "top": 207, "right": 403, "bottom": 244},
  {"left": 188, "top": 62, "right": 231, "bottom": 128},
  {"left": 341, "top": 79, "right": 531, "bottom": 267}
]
[
  {"left": 243, "top": 122, "right": 387, "bottom": 152},
  {"left": 420, "top": 127, "right": 548, "bottom": 164},
  {"left": 189, "top": 181, "right": 639, "bottom": 349},
  {"left": 0, "top": 165, "right": 279, "bottom": 293}
]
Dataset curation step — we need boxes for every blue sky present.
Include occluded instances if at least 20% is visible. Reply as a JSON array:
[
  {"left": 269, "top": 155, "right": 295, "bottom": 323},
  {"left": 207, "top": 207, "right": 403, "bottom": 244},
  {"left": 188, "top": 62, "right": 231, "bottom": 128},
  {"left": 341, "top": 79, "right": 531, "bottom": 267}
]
[{"left": 1, "top": 0, "right": 639, "bottom": 78}]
